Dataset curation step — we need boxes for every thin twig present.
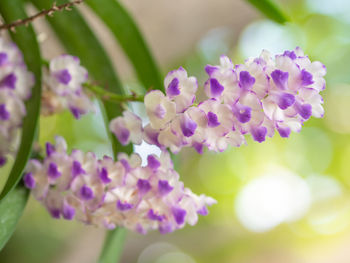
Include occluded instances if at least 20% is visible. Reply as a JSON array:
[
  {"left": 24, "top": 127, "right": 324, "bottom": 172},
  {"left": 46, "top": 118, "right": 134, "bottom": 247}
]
[{"left": 0, "top": 0, "right": 84, "bottom": 31}]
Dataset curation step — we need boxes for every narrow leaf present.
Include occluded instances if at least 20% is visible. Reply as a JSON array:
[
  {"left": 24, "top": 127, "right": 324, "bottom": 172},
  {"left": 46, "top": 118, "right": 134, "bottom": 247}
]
[
  {"left": 0, "top": 185, "right": 29, "bottom": 251},
  {"left": 0, "top": 0, "right": 42, "bottom": 200},
  {"left": 85, "top": 0, "right": 163, "bottom": 92},
  {"left": 98, "top": 228, "right": 126, "bottom": 263},
  {"left": 30, "top": 0, "right": 131, "bottom": 155},
  {"left": 245, "top": 0, "right": 289, "bottom": 24},
  {"left": 28, "top": 2, "right": 130, "bottom": 262}
]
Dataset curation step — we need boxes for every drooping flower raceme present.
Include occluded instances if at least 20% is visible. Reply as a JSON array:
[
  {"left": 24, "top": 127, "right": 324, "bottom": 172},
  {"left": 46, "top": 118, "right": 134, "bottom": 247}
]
[
  {"left": 24, "top": 136, "right": 216, "bottom": 234},
  {"left": 42, "top": 55, "right": 94, "bottom": 119},
  {"left": 0, "top": 37, "right": 35, "bottom": 167},
  {"left": 111, "top": 48, "right": 326, "bottom": 154}
]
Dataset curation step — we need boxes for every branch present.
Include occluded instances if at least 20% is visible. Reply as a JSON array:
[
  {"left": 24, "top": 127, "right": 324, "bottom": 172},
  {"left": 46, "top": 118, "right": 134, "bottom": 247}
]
[{"left": 0, "top": 0, "right": 84, "bottom": 31}]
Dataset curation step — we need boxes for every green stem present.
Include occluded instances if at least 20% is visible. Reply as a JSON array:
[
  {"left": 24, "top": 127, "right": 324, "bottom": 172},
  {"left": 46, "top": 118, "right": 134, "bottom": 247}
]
[
  {"left": 98, "top": 228, "right": 127, "bottom": 263},
  {"left": 83, "top": 83, "right": 144, "bottom": 103}
]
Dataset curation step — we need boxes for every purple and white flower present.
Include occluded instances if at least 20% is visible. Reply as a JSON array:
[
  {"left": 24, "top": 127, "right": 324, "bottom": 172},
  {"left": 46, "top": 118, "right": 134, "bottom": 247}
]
[
  {"left": 42, "top": 55, "right": 94, "bottom": 119},
  {"left": 24, "top": 136, "right": 216, "bottom": 234},
  {"left": 164, "top": 67, "right": 197, "bottom": 113},
  {"left": 113, "top": 47, "right": 325, "bottom": 153},
  {"left": 109, "top": 111, "right": 143, "bottom": 146}
]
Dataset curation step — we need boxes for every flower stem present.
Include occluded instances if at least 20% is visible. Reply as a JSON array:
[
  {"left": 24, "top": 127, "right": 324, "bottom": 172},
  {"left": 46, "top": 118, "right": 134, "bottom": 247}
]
[
  {"left": 83, "top": 83, "right": 144, "bottom": 103},
  {"left": 98, "top": 228, "right": 127, "bottom": 263}
]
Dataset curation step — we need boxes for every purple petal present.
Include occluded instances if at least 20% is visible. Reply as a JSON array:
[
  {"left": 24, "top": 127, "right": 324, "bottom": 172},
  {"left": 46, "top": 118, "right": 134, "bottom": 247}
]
[
  {"left": 234, "top": 106, "right": 251, "bottom": 123},
  {"left": 277, "top": 126, "right": 291, "bottom": 138},
  {"left": 154, "top": 104, "right": 166, "bottom": 119},
  {"left": 148, "top": 209, "right": 165, "bottom": 221},
  {"left": 49, "top": 208, "right": 61, "bottom": 219},
  {"left": 120, "top": 159, "right": 131, "bottom": 173},
  {"left": 62, "top": 202, "right": 75, "bottom": 220},
  {"left": 277, "top": 93, "right": 295, "bottom": 110},
  {"left": 197, "top": 206, "right": 209, "bottom": 216},
  {"left": 180, "top": 115, "right": 197, "bottom": 137},
  {"left": 167, "top": 77, "right": 180, "bottom": 97},
  {"left": 23, "top": 172, "right": 36, "bottom": 189},
  {"left": 296, "top": 103, "right": 312, "bottom": 119},
  {"left": 159, "top": 224, "right": 173, "bottom": 234},
  {"left": 144, "top": 127, "right": 160, "bottom": 147},
  {"left": 115, "top": 127, "right": 130, "bottom": 145},
  {"left": 193, "top": 142, "right": 204, "bottom": 154},
  {"left": 48, "top": 162, "right": 61, "bottom": 179},
  {"left": 209, "top": 78, "right": 224, "bottom": 97},
  {"left": 300, "top": 69, "right": 314, "bottom": 86},
  {"left": 99, "top": 167, "right": 111, "bottom": 184},
  {"left": 137, "top": 179, "right": 151, "bottom": 194},
  {"left": 116, "top": 200, "right": 133, "bottom": 211},
  {"left": 271, "top": 70, "right": 289, "bottom": 90},
  {"left": 283, "top": 50, "right": 296, "bottom": 60},
  {"left": 158, "top": 180, "right": 173, "bottom": 195},
  {"left": 147, "top": 155, "right": 160, "bottom": 170},
  {"left": 205, "top": 65, "right": 217, "bottom": 75},
  {"left": 207, "top": 112, "right": 220, "bottom": 127},
  {"left": 239, "top": 71, "right": 255, "bottom": 90},
  {"left": 72, "top": 161, "right": 85, "bottom": 177},
  {"left": 172, "top": 207, "right": 186, "bottom": 225},
  {"left": 251, "top": 126, "right": 267, "bottom": 143},
  {"left": 0, "top": 156, "right": 6, "bottom": 167},
  {"left": 70, "top": 107, "right": 82, "bottom": 119},
  {"left": 80, "top": 185, "right": 94, "bottom": 201},
  {"left": 0, "top": 104, "right": 10, "bottom": 120},
  {"left": 45, "top": 142, "right": 55, "bottom": 157},
  {"left": 56, "top": 69, "right": 72, "bottom": 85},
  {"left": 0, "top": 52, "right": 8, "bottom": 66},
  {"left": 0, "top": 73, "right": 17, "bottom": 89}
]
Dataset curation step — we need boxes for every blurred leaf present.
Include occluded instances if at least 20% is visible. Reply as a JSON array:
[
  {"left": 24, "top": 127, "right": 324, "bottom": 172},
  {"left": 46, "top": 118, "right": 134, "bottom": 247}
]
[
  {"left": 0, "top": 186, "right": 29, "bottom": 251},
  {"left": 245, "top": 0, "right": 289, "bottom": 24},
  {"left": 85, "top": 0, "right": 163, "bottom": 92},
  {"left": 0, "top": 0, "right": 42, "bottom": 200},
  {"left": 29, "top": 2, "right": 132, "bottom": 262},
  {"left": 98, "top": 228, "right": 126, "bottom": 263},
  {"left": 30, "top": 0, "right": 131, "bottom": 155}
]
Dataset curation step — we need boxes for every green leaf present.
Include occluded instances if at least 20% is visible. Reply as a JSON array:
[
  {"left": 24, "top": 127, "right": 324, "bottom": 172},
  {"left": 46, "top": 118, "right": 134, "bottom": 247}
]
[
  {"left": 30, "top": 0, "right": 131, "bottom": 155},
  {"left": 29, "top": 1, "right": 130, "bottom": 262},
  {"left": 245, "top": 0, "right": 289, "bottom": 24},
  {"left": 0, "top": 0, "right": 42, "bottom": 200},
  {"left": 0, "top": 186, "right": 29, "bottom": 251},
  {"left": 98, "top": 228, "right": 126, "bottom": 263},
  {"left": 85, "top": 0, "right": 163, "bottom": 92}
]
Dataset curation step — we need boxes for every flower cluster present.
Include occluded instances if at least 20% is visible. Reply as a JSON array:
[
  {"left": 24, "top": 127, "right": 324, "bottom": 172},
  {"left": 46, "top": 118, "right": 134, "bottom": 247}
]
[
  {"left": 111, "top": 48, "right": 326, "bottom": 153},
  {"left": 24, "top": 137, "right": 215, "bottom": 234},
  {"left": 0, "top": 37, "right": 35, "bottom": 167},
  {"left": 42, "top": 55, "right": 94, "bottom": 119}
]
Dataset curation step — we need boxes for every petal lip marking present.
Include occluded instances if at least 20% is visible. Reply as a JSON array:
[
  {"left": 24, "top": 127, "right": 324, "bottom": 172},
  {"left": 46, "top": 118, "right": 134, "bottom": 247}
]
[
  {"left": 117, "top": 200, "right": 133, "bottom": 211},
  {"left": 137, "top": 179, "right": 151, "bottom": 194},
  {"left": 158, "top": 180, "right": 173, "bottom": 195},
  {"left": 55, "top": 69, "right": 72, "bottom": 85},
  {"left": 172, "top": 207, "right": 187, "bottom": 225},
  {"left": 239, "top": 71, "right": 255, "bottom": 90},
  {"left": 167, "top": 77, "right": 180, "bottom": 97},
  {"left": 271, "top": 69, "right": 289, "bottom": 90},
  {"left": 80, "top": 185, "right": 94, "bottom": 201},
  {"left": 0, "top": 104, "right": 10, "bottom": 120},
  {"left": 207, "top": 112, "right": 220, "bottom": 127},
  {"left": 210, "top": 78, "right": 224, "bottom": 97},
  {"left": 48, "top": 162, "right": 61, "bottom": 179}
]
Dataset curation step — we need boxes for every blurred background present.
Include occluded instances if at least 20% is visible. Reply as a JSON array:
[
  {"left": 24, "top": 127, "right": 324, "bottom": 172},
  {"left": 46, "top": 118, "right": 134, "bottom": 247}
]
[{"left": 2, "top": 0, "right": 350, "bottom": 262}]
